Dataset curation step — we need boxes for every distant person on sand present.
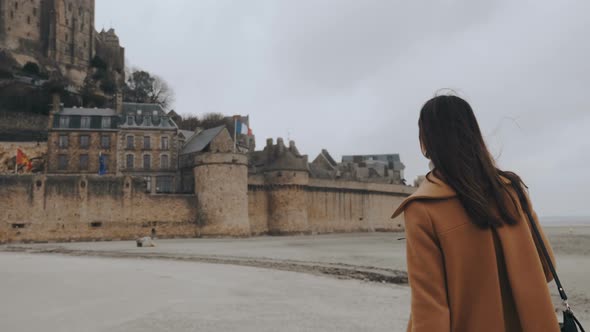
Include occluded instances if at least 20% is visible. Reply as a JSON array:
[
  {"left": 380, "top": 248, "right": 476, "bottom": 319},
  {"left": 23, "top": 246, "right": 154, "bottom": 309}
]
[{"left": 392, "top": 94, "right": 559, "bottom": 331}]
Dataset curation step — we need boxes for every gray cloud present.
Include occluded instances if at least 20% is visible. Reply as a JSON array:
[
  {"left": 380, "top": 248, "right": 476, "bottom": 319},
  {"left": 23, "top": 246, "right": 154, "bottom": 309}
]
[{"left": 96, "top": 0, "right": 590, "bottom": 217}]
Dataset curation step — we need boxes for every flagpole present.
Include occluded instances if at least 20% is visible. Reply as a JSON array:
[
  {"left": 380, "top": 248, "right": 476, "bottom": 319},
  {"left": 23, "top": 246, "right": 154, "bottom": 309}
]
[{"left": 233, "top": 117, "right": 237, "bottom": 153}]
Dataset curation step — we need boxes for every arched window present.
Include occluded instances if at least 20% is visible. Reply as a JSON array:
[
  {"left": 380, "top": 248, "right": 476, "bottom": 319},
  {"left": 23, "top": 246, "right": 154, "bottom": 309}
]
[
  {"left": 126, "top": 154, "right": 134, "bottom": 169},
  {"left": 143, "top": 154, "right": 151, "bottom": 170},
  {"left": 161, "top": 155, "right": 169, "bottom": 169}
]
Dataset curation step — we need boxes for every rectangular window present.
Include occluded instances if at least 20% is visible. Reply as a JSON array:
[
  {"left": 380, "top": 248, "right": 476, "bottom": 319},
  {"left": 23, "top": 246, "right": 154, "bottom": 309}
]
[
  {"left": 126, "top": 135, "right": 134, "bottom": 149},
  {"left": 126, "top": 154, "right": 134, "bottom": 169},
  {"left": 156, "top": 176, "right": 174, "bottom": 193},
  {"left": 101, "top": 135, "right": 110, "bottom": 149},
  {"left": 58, "top": 154, "right": 68, "bottom": 170},
  {"left": 102, "top": 117, "right": 111, "bottom": 128},
  {"left": 79, "top": 135, "right": 89, "bottom": 149},
  {"left": 161, "top": 136, "right": 169, "bottom": 150},
  {"left": 81, "top": 116, "right": 90, "bottom": 128},
  {"left": 58, "top": 135, "right": 69, "bottom": 148},
  {"left": 160, "top": 155, "right": 169, "bottom": 169},
  {"left": 143, "top": 136, "right": 151, "bottom": 149},
  {"left": 144, "top": 176, "right": 151, "bottom": 192},
  {"left": 79, "top": 154, "right": 88, "bottom": 170},
  {"left": 59, "top": 116, "right": 69, "bottom": 128},
  {"left": 143, "top": 155, "right": 151, "bottom": 170},
  {"left": 127, "top": 116, "right": 133, "bottom": 125}
]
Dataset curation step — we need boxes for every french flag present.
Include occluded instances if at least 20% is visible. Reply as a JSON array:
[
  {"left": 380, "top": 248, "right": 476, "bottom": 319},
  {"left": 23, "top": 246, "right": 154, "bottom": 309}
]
[{"left": 236, "top": 120, "right": 252, "bottom": 136}]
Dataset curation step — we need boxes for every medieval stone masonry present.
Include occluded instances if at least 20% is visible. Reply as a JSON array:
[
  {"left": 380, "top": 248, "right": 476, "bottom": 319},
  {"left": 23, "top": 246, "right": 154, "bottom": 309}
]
[
  {"left": 0, "top": 121, "right": 415, "bottom": 242},
  {"left": 0, "top": 0, "right": 123, "bottom": 85},
  {"left": 0, "top": 1, "right": 415, "bottom": 243}
]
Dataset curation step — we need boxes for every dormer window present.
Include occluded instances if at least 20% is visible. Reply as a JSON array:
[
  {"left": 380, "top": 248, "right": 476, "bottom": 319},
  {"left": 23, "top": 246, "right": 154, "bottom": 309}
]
[
  {"left": 81, "top": 116, "right": 90, "bottom": 128},
  {"left": 102, "top": 117, "right": 111, "bottom": 128},
  {"left": 59, "top": 115, "right": 69, "bottom": 128}
]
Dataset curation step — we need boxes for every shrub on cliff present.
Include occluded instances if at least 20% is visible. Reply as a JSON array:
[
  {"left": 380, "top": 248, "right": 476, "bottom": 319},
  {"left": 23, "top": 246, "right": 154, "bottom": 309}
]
[{"left": 91, "top": 56, "right": 108, "bottom": 70}]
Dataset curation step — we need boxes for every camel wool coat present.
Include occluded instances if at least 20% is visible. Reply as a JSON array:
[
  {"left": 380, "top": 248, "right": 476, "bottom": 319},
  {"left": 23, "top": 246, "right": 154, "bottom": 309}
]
[{"left": 391, "top": 172, "right": 559, "bottom": 332}]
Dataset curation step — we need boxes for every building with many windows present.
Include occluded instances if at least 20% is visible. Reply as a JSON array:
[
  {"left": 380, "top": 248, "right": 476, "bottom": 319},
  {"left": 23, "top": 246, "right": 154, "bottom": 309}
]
[
  {"left": 47, "top": 106, "right": 118, "bottom": 174},
  {"left": 118, "top": 102, "right": 180, "bottom": 193}
]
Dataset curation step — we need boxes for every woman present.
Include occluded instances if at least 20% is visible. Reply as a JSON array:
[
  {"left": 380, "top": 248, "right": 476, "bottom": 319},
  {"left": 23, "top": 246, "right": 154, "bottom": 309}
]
[{"left": 391, "top": 95, "right": 559, "bottom": 332}]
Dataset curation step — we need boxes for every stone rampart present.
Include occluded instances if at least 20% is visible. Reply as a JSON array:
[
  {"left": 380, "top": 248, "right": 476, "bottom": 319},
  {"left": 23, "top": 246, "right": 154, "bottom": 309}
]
[
  {"left": 0, "top": 170, "right": 413, "bottom": 243},
  {"left": 0, "top": 175, "right": 197, "bottom": 243},
  {"left": 247, "top": 177, "right": 413, "bottom": 235},
  {"left": 194, "top": 152, "right": 250, "bottom": 236}
]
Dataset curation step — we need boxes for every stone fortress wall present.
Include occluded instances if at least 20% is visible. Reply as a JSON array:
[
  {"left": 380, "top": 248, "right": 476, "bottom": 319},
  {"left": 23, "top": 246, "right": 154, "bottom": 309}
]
[
  {"left": 0, "top": 175, "right": 197, "bottom": 243},
  {"left": 0, "top": 147, "right": 412, "bottom": 243}
]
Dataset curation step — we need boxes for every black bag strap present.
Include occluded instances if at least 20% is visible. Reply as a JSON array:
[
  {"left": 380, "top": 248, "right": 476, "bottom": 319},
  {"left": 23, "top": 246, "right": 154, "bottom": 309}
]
[
  {"left": 521, "top": 206, "right": 569, "bottom": 302},
  {"left": 520, "top": 198, "right": 587, "bottom": 332}
]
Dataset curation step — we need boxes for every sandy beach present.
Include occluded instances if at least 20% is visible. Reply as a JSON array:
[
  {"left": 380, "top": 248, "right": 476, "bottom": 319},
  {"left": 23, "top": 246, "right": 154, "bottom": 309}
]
[
  {"left": 544, "top": 225, "right": 590, "bottom": 323},
  {"left": 0, "top": 225, "right": 588, "bottom": 331}
]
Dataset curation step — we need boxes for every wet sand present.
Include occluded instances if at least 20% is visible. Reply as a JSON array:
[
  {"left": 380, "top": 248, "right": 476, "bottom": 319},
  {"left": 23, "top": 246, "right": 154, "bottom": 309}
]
[
  {"left": 544, "top": 226, "right": 590, "bottom": 323},
  {"left": 0, "top": 252, "right": 410, "bottom": 332},
  {"left": 0, "top": 225, "right": 588, "bottom": 330}
]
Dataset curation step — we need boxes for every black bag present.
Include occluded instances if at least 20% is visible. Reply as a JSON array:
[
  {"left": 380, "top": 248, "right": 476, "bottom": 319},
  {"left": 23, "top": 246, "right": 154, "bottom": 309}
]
[{"left": 522, "top": 206, "right": 585, "bottom": 332}]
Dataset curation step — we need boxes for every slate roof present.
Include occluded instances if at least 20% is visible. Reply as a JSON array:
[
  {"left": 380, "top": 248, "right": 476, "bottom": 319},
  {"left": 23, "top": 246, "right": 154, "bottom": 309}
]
[
  {"left": 59, "top": 107, "right": 117, "bottom": 116},
  {"left": 342, "top": 154, "right": 402, "bottom": 163},
  {"left": 180, "top": 125, "right": 225, "bottom": 155},
  {"left": 122, "top": 102, "right": 164, "bottom": 115},
  {"left": 120, "top": 102, "right": 176, "bottom": 128},
  {"left": 179, "top": 130, "right": 196, "bottom": 140}
]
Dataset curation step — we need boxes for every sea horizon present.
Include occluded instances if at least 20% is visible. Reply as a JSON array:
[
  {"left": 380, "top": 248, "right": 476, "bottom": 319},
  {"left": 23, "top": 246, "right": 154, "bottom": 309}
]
[{"left": 540, "top": 216, "right": 590, "bottom": 226}]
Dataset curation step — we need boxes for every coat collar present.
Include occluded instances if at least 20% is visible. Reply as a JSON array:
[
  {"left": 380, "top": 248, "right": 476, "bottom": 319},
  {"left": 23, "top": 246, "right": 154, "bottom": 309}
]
[
  {"left": 391, "top": 171, "right": 513, "bottom": 219},
  {"left": 391, "top": 172, "right": 456, "bottom": 219}
]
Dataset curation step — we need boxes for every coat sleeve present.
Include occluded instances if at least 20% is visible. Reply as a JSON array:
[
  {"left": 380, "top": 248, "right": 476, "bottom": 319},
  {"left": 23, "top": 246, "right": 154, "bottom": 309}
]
[
  {"left": 524, "top": 191, "right": 556, "bottom": 283},
  {"left": 404, "top": 202, "right": 450, "bottom": 332}
]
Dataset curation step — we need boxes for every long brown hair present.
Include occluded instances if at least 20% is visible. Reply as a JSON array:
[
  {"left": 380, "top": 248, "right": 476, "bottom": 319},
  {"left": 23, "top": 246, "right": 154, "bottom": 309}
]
[{"left": 418, "top": 94, "right": 532, "bottom": 228}]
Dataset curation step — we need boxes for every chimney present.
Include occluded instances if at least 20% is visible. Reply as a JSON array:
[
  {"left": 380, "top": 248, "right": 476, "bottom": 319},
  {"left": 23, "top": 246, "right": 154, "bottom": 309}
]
[
  {"left": 289, "top": 140, "right": 300, "bottom": 156},
  {"left": 276, "top": 137, "right": 285, "bottom": 154},
  {"left": 51, "top": 93, "right": 61, "bottom": 113},
  {"left": 48, "top": 93, "right": 61, "bottom": 129},
  {"left": 115, "top": 91, "right": 123, "bottom": 114}
]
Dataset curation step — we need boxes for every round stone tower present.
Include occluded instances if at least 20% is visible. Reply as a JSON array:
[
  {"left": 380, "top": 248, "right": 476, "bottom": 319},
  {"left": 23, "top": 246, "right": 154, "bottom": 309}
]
[
  {"left": 193, "top": 152, "right": 250, "bottom": 236},
  {"left": 263, "top": 138, "right": 310, "bottom": 235}
]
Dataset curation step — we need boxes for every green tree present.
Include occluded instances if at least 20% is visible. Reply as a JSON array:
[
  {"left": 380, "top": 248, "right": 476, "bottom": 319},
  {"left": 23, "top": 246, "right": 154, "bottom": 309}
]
[
  {"left": 199, "top": 113, "right": 225, "bottom": 129},
  {"left": 123, "top": 69, "right": 175, "bottom": 109}
]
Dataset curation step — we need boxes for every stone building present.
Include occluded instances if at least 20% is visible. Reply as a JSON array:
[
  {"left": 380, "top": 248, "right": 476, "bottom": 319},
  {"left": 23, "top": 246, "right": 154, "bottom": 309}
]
[
  {"left": 310, "top": 152, "right": 407, "bottom": 185},
  {"left": 46, "top": 101, "right": 119, "bottom": 174},
  {"left": 177, "top": 125, "right": 235, "bottom": 193},
  {"left": 118, "top": 102, "right": 180, "bottom": 193},
  {"left": 95, "top": 28, "right": 124, "bottom": 73},
  {"left": 340, "top": 154, "right": 406, "bottom": 184},
  {"left": 310, "top": 149, "right": 339, "bottom": 179},
  {"left": 0, "top": 0, "right": 124, "bottom": 86}
]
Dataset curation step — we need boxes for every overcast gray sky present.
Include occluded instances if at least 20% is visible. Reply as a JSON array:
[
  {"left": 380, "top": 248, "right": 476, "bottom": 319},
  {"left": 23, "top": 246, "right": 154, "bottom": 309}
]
[{"left": 96, "top": 0, "right": 590, "bottom": 217}]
